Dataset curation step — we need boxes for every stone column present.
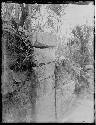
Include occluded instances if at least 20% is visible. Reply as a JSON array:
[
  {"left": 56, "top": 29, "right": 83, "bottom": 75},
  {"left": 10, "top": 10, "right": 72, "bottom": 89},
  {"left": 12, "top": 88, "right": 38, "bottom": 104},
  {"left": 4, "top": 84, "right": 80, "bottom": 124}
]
[{"left": 32, "top": 32, "right": 58, "bottom": 122}]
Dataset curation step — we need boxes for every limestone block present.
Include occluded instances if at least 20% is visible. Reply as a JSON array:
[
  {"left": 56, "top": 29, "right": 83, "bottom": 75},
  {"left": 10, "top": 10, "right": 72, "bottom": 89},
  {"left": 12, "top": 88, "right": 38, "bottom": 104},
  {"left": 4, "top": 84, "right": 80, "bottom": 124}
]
[
  {"left": 36, "top": 72, "right": 55, "bottom": 97},
  {"left": 37, "top": 32, "right": 58, "bottom": 46},
  {"left": 34, "top": 63, "right": 55, "bottom": 80},
  {"left": 34, "top": 47, "right": 56, "bottom": 64},
  {"left": 35, "top": 90, "right": 55, "bottom": 122}
]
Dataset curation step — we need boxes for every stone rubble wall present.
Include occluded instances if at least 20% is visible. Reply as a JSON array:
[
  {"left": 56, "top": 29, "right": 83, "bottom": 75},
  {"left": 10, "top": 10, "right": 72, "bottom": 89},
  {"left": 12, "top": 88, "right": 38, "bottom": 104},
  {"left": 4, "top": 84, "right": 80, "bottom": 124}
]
[{"left": 33, "top": 46, "right": 56, "bottom": 122}]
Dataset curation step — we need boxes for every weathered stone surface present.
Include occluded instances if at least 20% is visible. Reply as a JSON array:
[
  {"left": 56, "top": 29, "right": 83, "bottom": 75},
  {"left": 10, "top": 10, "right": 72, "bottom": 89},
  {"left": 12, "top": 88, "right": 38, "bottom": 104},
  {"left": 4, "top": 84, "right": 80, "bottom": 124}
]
[
  {"left": 32, "top": 46, "right": 56, "bottom": 121},
  {"left": 34, "top": 63, "right": 55, "bottom": 80},
  {"left": 35, "top": 90, "right": 55, "bottom": 122},
  {"left": 34, "top": 47, "right": 56, "bottom": 63},
  {"left": 36, "top": 74, "right": 55, "bottom": 97},
  {"left": 37, "top": 32, "right": 58, "bottom": 46}
]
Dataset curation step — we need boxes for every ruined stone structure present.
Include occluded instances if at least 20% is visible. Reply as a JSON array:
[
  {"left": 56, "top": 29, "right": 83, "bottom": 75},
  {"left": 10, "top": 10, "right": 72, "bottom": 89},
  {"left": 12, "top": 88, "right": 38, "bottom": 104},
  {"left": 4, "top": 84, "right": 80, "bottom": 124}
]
[
  {"left": 2, "top": 3, "right": 94, "bottom": 123},
  {"left": 30, "top": 32, "right": 58, "bottom": 122}
]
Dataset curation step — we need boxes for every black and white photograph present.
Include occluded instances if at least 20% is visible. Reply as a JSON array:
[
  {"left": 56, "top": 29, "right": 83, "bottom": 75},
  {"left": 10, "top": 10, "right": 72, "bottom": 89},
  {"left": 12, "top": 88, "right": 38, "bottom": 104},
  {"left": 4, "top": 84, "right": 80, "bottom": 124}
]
[{"left": 1, "top": 2, "right": 94, "bottom": 123}]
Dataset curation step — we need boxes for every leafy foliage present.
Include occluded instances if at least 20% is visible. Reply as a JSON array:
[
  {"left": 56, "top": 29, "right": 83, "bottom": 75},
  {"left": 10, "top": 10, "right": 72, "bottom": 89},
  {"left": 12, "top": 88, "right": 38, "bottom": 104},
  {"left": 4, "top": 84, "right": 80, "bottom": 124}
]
[{"left": 56, "top": 25, "right": 94, "bottom": 96}]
